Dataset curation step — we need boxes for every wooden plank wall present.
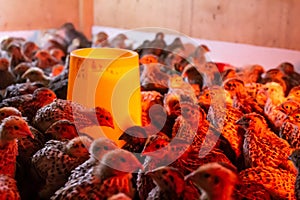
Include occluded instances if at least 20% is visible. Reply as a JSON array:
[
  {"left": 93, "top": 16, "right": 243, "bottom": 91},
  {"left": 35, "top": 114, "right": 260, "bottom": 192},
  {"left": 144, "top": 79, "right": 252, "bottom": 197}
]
[
  {"left": 0, "top": 0, "right": 299, "bottom": 51},
  {"left": 0, "top": 0, "right": 93, "bottom": 38},
  {"left": 94, "top": 0, "right": 300, "bottom": 51}
]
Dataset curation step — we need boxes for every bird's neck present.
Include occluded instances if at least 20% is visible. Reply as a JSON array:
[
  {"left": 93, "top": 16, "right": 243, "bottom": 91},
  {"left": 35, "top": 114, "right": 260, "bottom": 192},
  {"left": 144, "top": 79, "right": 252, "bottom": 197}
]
[
  {"left": 205, "top": 184, "right": 234, "bottom": 200},
  {"left": 0, "top": 136, "right": 16, "bottom": 149}
]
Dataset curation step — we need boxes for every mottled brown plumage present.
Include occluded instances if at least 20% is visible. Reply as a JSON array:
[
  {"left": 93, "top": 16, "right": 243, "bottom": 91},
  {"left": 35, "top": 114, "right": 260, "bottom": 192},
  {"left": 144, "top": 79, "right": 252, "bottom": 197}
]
[
  {"left": 33, "top": 99, "right": 114, "bottom": 132},
  {"left": 51, "top": 149, "right": 142, "bottom": 200},
  {"left": 239, "top": 166, "right": 296, "bottom": 200},
  {"left": 0, "top": 174, "right": 21, "bottom": 199},
  {"left": 32, "top": 136, "right": 92, "bottom": 199},
  {"left": 0, "top": 87, "right": 56, "bottom": 122},
  {"left": 236, "top": 113, "right": 296, "bottom": 173}
]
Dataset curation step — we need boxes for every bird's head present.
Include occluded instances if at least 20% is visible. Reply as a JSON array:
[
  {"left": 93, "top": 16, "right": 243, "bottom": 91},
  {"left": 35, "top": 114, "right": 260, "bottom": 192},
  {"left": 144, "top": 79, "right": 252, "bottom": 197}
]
[
  {"left": 285, "top": 108, "right": 300, "bottom": 125},
  {"left": 0, "top": 58, "right": 9, "bottom": 71},
  {"left": 32, "top": 87, "right": 56, "bottom": 105},
  {"left": 287, "top": 86, "right": 300, "bottom": 101},
  {"left": 146, "top": 166, "right": 185, "bottom": 194},
  {"left": 185, "top": 162, "right": 238, "bottom": 199},
  {"left": 34, "top": 50, "right": 51, "bottom": 61},
  {"left": 49, "top": 48, "right": 65, "bottom": 61},
  {"left": 0, "top": 116, "right": 33, "bottom": 142},
  {"left": 89, "top": 137, "right": 118, "bottom": 160},
  {"left": 95, "top": 149, "right": 143, "bottom": 180},
  {"left": 66, "top": 135, "right": 92, "bottom": 158},
  {"left": 289, "top": 149, "right": 300, "bottom": 169},
  {"left": 277, "top": 62, "right": 294, "bottom": 75},
  {"left": 277, "top": 100, "right": 300, "bottom": 115},
  {"left": 235, "top": 113, "right": 267, "bottom": 131},
  {"left": 223, "top": 78, "right": 245, "bottom": 97},
  {"left": 13, "top": 63, "right": 32, "bottom": 76},
  {"left": 21, "top": 67, "right": 47, "bottom": 82},
  {"left": 45, "top": 120, "right": 78, "bottom": 140},
  {"left": 141, "top": 133, "right": 170, "bottom": 158},
  {"left": 0, "top": 107, "right": 22, "bottom": 123},
  {"left": 93, "top": 107, "right": 114, "bottom": 129}
]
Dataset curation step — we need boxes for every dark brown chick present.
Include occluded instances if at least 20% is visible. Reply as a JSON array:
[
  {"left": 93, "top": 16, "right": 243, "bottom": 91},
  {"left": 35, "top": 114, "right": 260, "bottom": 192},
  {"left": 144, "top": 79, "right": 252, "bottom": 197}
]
[{"left": 0, "top": 57, "right": 15, "bottom": 92}]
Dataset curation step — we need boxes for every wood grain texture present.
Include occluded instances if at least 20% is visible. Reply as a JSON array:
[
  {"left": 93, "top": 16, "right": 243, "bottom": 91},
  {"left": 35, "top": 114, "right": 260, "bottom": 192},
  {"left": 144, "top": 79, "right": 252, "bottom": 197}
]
[
  {"left": 93, "top": 0, "right": 300, "bottom": 51},
  {"left": 0, "top": 0, "right": 80, "bottom": 31},
  {"left": 0, "top": 0, "right": 299, "bottom": 50}
]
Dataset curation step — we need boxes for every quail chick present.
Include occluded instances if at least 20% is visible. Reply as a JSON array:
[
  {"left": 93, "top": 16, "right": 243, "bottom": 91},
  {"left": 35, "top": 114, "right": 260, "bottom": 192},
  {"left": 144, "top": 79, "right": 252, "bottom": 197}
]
[
  {"left": 167, "top": 74, "right": 198, "bottom": 104},
  {"left": 266, "top": 99, "right": 300, "bottom": 131},
  {"left": 237, "top": 64, "right": 265, "bottom": 84},
  {"left": 93, "top": 31, "right": 109, "bottom": 47},
  {"left": 148, "top": 32, "right": 167, "bottom": 57},
  {"left": 140, "top": 63, "right": 169, "bottom": 94},
  {"left": 0, "top": 87, "right": 56, "bottom": 122},
  {"left": 280, "top": 108, "right": 300, "bottom": 148},
  {"left": 4, "top": 81, "right": 45, "bottom": 98},
  {"left": 109, "top": 33, "right": 131, "bottom": 49},
  {"left": 119, "top": 126, "right": 148, "bottom": 154},
  {"left": 0, "top": 57, "right": 15, "bottom": 94},
  {"left": 141, "top": 91, "right": 164, "bottom": 126},
  {"left": 236, "top": 112, "right": 296, "bottom": 173},
  {"left": 185, "top": 162, "right": 238, "bottom": 200},
  {"left": 21, "top": 67, "right": 51, "bottom": 86},
  {"left": 146, "top": 166, "right": 194, "bottom": 200},
  {"left": 34, "top": 49, "right": 60, "bottom": 70},
  {"left": 51, "top": 149, "right": 143, "bottom": 200},
  {"left": 189, "top": 44, "right": 210, "bottom": 67},
  {"left": 261, "top": 68, "right": 290, "bottom": 96},
  {"left": 13, "top": 62, "right": 33, "bottom": 83},
  {"left": 7, "top": 42, "right": 28, "bottom": 72},
  {"left": 33, "top": 98, "right": 114, "bottom": 132},
  {"left": 181, "top": 64, "right": 204, "bottom": 97},
  {"left": 44, "top": 119, "right": 85, "bottom": 142},
  {"left": 56, "top": 22, "right": 91, "bottom": 48},
  {"left": 21, "top": 41, "right": 39, "bottom": 61},
  {"left": 0, "top": 107, "right": 22, "bottom": 122},
  {"left": 65, "top": 137, "right": 118, "bottom": 186},
  {"left": 0, "top": 174, "right": 21, "bottom": 200},
  {"left": 288, "top": 86, "right": 300, "bottom": 103},
  {"left": 0, "top": 116, "right": 33, "bottom": 177},
  {"left": 32, "top": 135, "right": 92, "bottom": 199}
]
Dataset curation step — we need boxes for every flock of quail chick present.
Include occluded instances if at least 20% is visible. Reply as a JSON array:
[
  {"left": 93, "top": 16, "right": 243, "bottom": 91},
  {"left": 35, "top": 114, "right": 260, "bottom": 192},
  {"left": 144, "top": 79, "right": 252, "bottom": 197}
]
[{"left": 1, "top": 22, "right": 300, "bottom": 200}]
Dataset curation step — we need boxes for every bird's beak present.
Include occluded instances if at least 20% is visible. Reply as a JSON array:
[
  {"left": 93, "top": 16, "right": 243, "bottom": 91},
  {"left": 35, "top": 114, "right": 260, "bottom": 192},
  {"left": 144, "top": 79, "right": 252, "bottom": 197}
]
[
  {"left": 288, "top": 155, "right": 292, "bottom": 160},
  {"left": 19, "top": 127, "right": 34, "bottom": 139}
]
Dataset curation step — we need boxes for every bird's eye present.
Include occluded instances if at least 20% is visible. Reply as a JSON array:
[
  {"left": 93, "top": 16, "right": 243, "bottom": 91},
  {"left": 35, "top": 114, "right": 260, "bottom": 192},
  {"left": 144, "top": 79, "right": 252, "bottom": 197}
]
[
  {"left": 0, "top": 113, "right": 4, "bottom": 116},
  {"left": 155, "top": 144, "right": 161, "bottom": 149},
  {"left": 203, "top": 173, "right": 211, "bottom": 178},
  {"left": 120, "top": 157, "right": 126, "bottom": 163},
  {"left": 103, "top": 146, "right": 109, "bottom": 150},
  {"left": 162, "top": 170, "right": 168, "bottom": 175},
  {"left": 55, "top": 127, "right": 60, "bottom": 131},
  {"left": 14, "top": 126, "right": 19, "bottom": 130}
]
